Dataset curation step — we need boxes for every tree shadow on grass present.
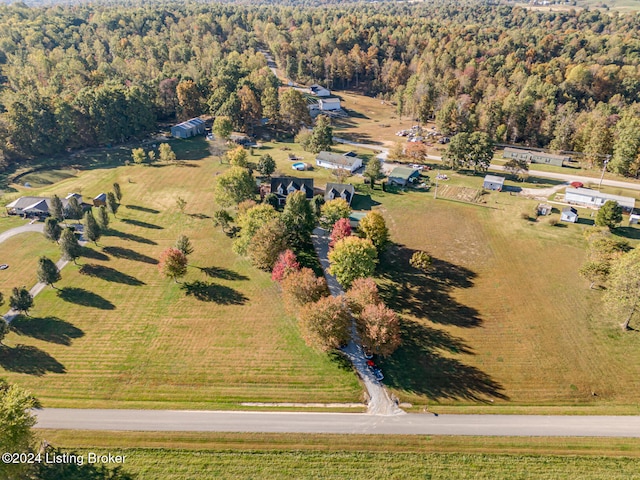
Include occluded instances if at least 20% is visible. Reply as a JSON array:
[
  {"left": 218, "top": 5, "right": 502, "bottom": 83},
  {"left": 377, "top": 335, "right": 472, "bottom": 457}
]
[
  {"left": 0, "top": 345, "right": 65, "bottom": 375},
  {"left": 327, "top": 350, "right": 355, "bottom": 373},
  {"left": 379, "top": 319, "right": 508, "bottom": 402},
  {"left": 188, "top": 213, "right": 211, "bottom": 220},
  {"left": 102, "top": 229, "right": 157, "bottom": 245},
  {"left": 199, "top": 266, "right": 248, "bottom": 281},
  {"left": 120, "top": 218, "right": 164, "bottom": 230},
  {"left": 377, "top": 244, "right": 481, "bottom": 328},
  {"left": 57, "top": 287, "right": 115, "bottom": 310},
  {"left": 125, "top": 204, "right": 160, "bottom": 214},
  {"left": 80, "top": 246, "right": 110, "bottom": 262},
  {"left": 79, "top": 264, "right": 145, "bottom": 286},
  {"left": 613, "top": 227, "right": 640, "bottom": 240},
  {"left": 10, "top": 315, "right": 84, "bottom": 346},
  {"left": 102, "top": 246, "right": 158, "bottom": 265},
  {"left": 180, "top": 281, "right": 247, "bottom": 305}
]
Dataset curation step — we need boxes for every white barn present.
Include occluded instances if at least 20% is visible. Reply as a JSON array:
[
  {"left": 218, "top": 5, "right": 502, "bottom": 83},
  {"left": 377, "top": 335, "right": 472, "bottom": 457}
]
[
  {"left": 309, "top": 84, "right": 331, "bottom": 97},
  {"left": 561, "top": 207, "right": 578, "bottom": 223},
  {"left": 564, "top": 187, "right": 636, "bottom": 212},
  {"left": 171, "top": 118, "right": 206, "bottom": 139},
  {"left": 483, "top": 175, "right": 505, "bottom": 191},
  {"left": 316, "top": 151, "right": 363, "bottom": 173},
  {"left": 318, "top": 97, "right": 341, "bottom": 111}
]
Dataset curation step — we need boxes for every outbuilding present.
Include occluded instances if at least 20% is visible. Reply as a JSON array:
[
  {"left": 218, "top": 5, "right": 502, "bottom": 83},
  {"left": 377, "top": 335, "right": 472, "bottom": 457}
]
[
  {"left": 170, "top": 118, "right": 205, "bottom": 139},
  {"left": 93, "top": 193, "right": 107, "bottom": 207},
  {"left": 483, "top": 175, "right": 505, "bottom": 191},
  {"left": 388, "top": 167, "right": 420, "bottom": 187},
  {"left": 561, "top": 207, "right": 579, "bottom": 223},
  {"left": 309, "top": 84, "right": 331, "bottom": 97},
  {"left": 318, "top": 97, "right": 341, "bottom": 111},
  {"left": 316, "top": 151, "right": 363, "bottom": 173}
]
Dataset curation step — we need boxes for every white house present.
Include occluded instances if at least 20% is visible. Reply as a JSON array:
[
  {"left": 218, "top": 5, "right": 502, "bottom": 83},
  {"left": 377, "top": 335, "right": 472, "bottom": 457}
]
[
  {"left": 561, "top": 207, "right": 578, "bottom": 223},
  {"left": 564, "top": 187, "right": 636, "bottom": 212},
  {"left": 318, "top": 97, "right": 341, "bottom": 111},
  {"left": 316, "top": 151, "right": 363, "bottom": 173},
  {"left": 309, "top": 84, "right": 331, "bottom": 97}
]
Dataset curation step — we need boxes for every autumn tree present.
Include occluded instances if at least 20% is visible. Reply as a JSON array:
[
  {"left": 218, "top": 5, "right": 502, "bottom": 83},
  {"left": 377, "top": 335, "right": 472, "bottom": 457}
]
[
  {"left": 59, "top": 228, "right": 81, "bottom": 264},
  {"left": 158, "top": 248, "right": 188, "bottom": 283},
  {"left": 238, "top": 84, "right": 262, "bottom": 133},
  {"left": 10, "top": 287, "right": 33, "bottom": 315},
  {"left": 364, "top": 157, "right": 383, "bottom": 188},
  {"left": 213, "top": 116, "right": 233, "bottom": 139},
  {"left": 131, "top": 147, "right": 146, "bottom": 165},
  {"left": 159, "top": 143, "right": 177, "bottom": 163},
  {"left": 604, "top": 249, "right": 640, "bottom": 330},
  {"left": 281, "top": 267, "right": 329, "bottom": 312},
  {"left": 329, "top": 217, "right": 352, "bottom": 248},
  {"left": 595, "top": 201, "right": 623, "bottom": 230},
  {"left": 176, "top": 80, "right": 202, "bottom": 119},
  {"left": 215, "top": 166, "right": 255, "bottom": 207},
  {"left": 345, "top": 277, "right": 380, "bottom": 314},
  {"left": 282, "top": 191, "right": 315, "bottom": 245},
  {"left": 233, "top": 203, "right": 279, "bottom": 256},
  {"left": 226, "top": 146, "right": 248, "bottom": 167},
  {"left": 257, "top": 154, "right": 276, "bottom": 177},
  {"left": 320, "top": 198, "right": 352, "bottom": 229},
  {"left": 279, "top": 88, "right": 311, "bottom": 133},
  {"left": 261, "top": 86, "right": 279, "bottom": 125},
  {"left": 579, "top": 261, "right": 610, "bottom": 289},
  {"left": 83, "top": 210, "right": 101, "bottom": 244},
  {"left": 358, "top": 211, "right": 389, "bottom": 252},
  {"left": 174, "top": 235, "right": 194, "bottom": 256},
  {"left": 298, "top": 296, "right": 351, "bottom": 351},
  {"left": 43, "top": 217, "right": 61, "bottom": 243},
  {"left": 37, "top": 256, "right": 61, "bottom": 289},
  {"left": 248, "top": 218, "right": 289, "bottom": 270},
  {"left": 357, "top": 303, "right": 401, "bottom": 357},
  {"left": 410, "top": 251, "right": 432, "bottom": 272},
  {"left": 328, "top": 236, "right": 378, "bottom": 288},
  {"left": 271, "top": 249, "right": 301, "bottom": 282}
]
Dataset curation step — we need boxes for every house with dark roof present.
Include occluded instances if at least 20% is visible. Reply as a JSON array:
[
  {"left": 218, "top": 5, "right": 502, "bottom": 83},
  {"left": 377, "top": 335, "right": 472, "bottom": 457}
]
[
  {"left": 561, "top": 207, "right": 578, "bottom": 223},
  {"left": 316, "top": 151, "right": 363, "bottom": 173},
  {"left": 270, "top": 177, "right": 314, "bottom": 206},
  {"left": 325, "top": 183, "right": 355, "bottom": 205},
  {"left": 93, "top": 193, "right": 107, "bottom": 207}
]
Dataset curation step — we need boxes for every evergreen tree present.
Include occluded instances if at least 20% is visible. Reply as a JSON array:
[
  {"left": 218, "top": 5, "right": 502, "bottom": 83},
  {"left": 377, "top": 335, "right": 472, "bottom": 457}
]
[
  {"left": 37, "top": 256, "right": 61, "bottom": 289},
  {"left": 10, "top": 287, "right": 33, "bottom": 315},
  {"left": 97, "top": 205, "right": 109, "bottom": 229},
  {"left": 257, "top": 154, "right": 276, "bottom": 177},
  {"left": 50, "top": 195, "right": 64, "bottom": 221},
  {"left": 59, "top": 228, "right": 81, "bottom": 264},
  {"left": 43, "top": 218, "right": 62, "bottom": 243},
  {"left": 83, "top": 210, "right": 101, "bottom": 244},
  {"left": 364, "top": 157, "right": 382, "bottom": 188},
  {"left": 106, "top": 192, "right": 118, "bottom": 217},
  {"left": 174, "top": 235, "right": 194, "bottom": 256},
  {"left": 595, "top": 201, "right": 623, "bottom": 230},
  {"left": 65, "top": 196, "right": 83, "bottom": 220},
  {"left": 112, "top": 182, "right": 122, "bottom": 201}
]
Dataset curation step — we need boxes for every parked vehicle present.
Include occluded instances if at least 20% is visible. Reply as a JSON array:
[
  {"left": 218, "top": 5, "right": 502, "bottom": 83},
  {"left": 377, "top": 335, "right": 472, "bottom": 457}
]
[{"left": 373, "top": 368, "right": 384, "bottom": 381}]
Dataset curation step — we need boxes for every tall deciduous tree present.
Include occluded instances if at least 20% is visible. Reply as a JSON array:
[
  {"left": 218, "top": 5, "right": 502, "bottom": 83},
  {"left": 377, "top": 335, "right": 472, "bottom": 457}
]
[
  {"left": 271, "top": 249, "right": 301, "bottom": 283},
  {"left": 595, "top": 201, "right": 623, "bottom": 230},
  {"left": 226, "top": 146, "right": 248, "bottom": 167},
  {"left": 261, "top": 86, "right": 279, "bottom": 126},
  {"left": 59, "top": 228, "right": 81, "bottom": 264},
  {"left": 248, "top": 218, "right": 288, "bottom": 270},
  {"left": 215, "top": 166, "right": 255, "bottom": 207},
  {"left": 131, "top": 147, "right": 146, "bottom": 165},
  {"left": 257, "top": 154, "right": 276, "bottom": 177},
  {"left": 604, "top": 249, "right": 640, "bottom": 330},
  {"left": 176, "top": 80, "right": 202, "bottom": 119},
  {"left": 345, "top": 277, "right": 380, "bottom": 314},
  {"left": 43, "top": 218, "right": 61, "bottom": 243},
  {"left": 328, "top": 236, "right": 378, "bottom": 288},
  {"left": 357, "top": 303, "right": 401, "bottom": 357},
  {"left": 329, "top": 218, "right": 352, "bottom": 248},
  {"left": 279, "top": 88, "right": 311, "bottom": 133},
  {"left": 298, "top": 296, "right": 351, "bottom": 351},
  {"left": 212, "top": 116, "right": 233, "bottom": 140},
  {"left": 282, "top": 191, "right": 315, "bottom": 245},
  {"left": 158, "top": 248, "right": 188, "bottom": 283},
  {"left": 37, "top": 256, "right": 61, "bottom": 289},
  {"left": 158, "top": 143, "right": 177, "bottom": 163},
  {"left": 320, "top": 198, "right": 352, "bottom": 229},
  {"left": 281, "top": 267, "right": 329, "bottom": 313},
  {"left": 83, "top": 210, "right": 101, "bottom": 244},
  {"left": 238, "top": 85, "right": 262, "bottom": 133},
  {"left": 233, "top": 204, "right": 279, "bottom": 256},
  {"left": 10, "top": 287, "right": 33, "bottom": 315},
  {"left": 364, "top": 157, "right": 382, "bottom": 188},
  {"left": 611, "top": 109, "right": 640, "bottom": 176},
  {"left": 358, "top": 211, "right": 389, "bottom": 252}
]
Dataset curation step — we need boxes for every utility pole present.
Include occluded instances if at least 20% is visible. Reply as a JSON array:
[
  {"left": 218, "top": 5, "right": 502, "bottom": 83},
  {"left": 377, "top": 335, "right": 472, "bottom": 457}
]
[{"left": 598, "top": 155, "right": 610, "bottom": 191}]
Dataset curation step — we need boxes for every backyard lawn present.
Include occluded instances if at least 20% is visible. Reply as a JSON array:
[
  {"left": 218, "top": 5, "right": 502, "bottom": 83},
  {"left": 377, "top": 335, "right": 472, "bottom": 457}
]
[{"left": 0, "top": 139, "right": 362, "bottom": 408}]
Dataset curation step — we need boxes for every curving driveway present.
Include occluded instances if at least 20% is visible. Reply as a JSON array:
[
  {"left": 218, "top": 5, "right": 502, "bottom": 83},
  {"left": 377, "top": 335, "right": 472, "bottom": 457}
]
[{"left": 0, "top": 222, "right": 44, "bottom": 243}]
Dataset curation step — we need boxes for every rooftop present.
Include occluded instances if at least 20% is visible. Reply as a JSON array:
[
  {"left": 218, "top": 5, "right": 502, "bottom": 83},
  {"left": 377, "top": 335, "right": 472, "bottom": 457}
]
[
  {"left": 484, "top": 174, "right": 505, "bottom": 185},
  {"left": 389, "top": 166, "right": 420, "bottom": 180}
]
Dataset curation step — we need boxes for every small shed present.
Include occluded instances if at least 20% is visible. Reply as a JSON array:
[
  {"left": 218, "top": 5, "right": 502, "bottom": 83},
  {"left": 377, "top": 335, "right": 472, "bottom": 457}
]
[
  {"left": 318, "top": 97, "right": 341, "bottom": 111},
  {"left": 483, "top": 175, "right": 505, "bottom": 191},
  {"left": 388, "top": 167, "right": 420, "bottom": 186},
  {"left": 348, "top": 211, "right": 367, "bottom": 229},
  {"left": 537, "top": 203, "right": 553, "bottom": 216},
  {"left": 93, "top": 193, "right": 107, "bottom": 207},
  {"left": 309, "top": 84, "right": 331, "bottom": 97},
  {"left": 561, "top": 207, "right": 578, "bottom": 223},
  {"left": 629, "top": 214, "right": 640, "bottom": 225},
  {"left": 171, "top": 118, "right": 205, "bottom": 139}
]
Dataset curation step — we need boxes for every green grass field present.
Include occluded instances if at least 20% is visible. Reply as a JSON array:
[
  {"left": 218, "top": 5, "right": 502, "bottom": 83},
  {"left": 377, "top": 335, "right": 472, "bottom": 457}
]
[{"left": 0, "top": 138, "right": 361, "bottom": 408}]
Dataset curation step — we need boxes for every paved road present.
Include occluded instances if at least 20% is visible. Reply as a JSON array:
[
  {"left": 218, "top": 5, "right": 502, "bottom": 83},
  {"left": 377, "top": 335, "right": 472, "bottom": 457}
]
[
  {"left": 0, "top": 222, "right": 44, "bottom": 244},
  {"left": 33, "top": 409, "right": 640, "bottom": 437},
  {"left": 311, "top": 227, "right": 403, "bottom": 416}
]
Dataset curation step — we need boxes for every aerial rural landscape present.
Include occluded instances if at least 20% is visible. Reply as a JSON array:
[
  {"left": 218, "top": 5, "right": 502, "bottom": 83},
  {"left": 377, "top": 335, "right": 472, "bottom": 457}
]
[{"left": 1, "top": 0, "right": 640, "bottom": 478}]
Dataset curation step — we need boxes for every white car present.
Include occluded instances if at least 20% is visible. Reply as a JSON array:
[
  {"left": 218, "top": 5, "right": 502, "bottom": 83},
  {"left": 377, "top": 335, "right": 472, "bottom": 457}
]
[{"left": 409, "top": 164, "right": 424, "bottom": 170}]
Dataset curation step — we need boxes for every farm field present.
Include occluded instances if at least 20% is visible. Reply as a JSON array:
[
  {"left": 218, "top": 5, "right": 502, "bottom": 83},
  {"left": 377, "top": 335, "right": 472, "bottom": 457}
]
[
  {"left": 0, "top": 138, "right": 362, "bottom": 409},
  {"left": 367, "top": 182, "right": 640, "bottom": 410}
]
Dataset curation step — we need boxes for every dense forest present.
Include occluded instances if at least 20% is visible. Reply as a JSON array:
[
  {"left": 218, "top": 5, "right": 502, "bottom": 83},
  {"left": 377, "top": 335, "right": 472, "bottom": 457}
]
[{"left": 0, "top": 1, "right": 639, "bottom": 175}]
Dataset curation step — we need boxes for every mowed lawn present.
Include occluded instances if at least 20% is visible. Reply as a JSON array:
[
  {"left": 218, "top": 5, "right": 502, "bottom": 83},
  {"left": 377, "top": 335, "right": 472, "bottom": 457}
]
[
  {"left": 370, "top": 185, "right": 640, "bottom": 409},
  {"left": 0, "top": 141, "right": 362, "bottom": 408}
]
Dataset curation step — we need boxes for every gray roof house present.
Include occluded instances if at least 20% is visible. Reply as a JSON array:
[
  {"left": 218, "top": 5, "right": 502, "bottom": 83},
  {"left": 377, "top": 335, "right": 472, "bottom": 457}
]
[
  {"left": 6, "top": 196, "right": 68, "bottom": 216},
  {"left": 93, "top": 193, "right": 107, "bottom": 206},
  {"left": 483, "top": 175, "right": 505, "bottom": 191},
  {"left": 170, "top": 118, "right": 205, "bottom": 139},
  {"left": 503, "top": 147, "right": 569, "bottom": 167},
  {"left": 270, "top": 177, "right": 314, "bottom": 205},
  {"left": 565, "top": 187, "right": 636, "bottom": 212},
  {"left": 325, "top": 183, "right": 355, "bottom": 205},
  {"left": 316, "top": 151, "right": 363, "bottom": 173},
  {"left": 388, "top": 166, "right": 420, "bottom": 186},
  {"left": 561, "top": 207, "right": 578, "bottom": 223}
]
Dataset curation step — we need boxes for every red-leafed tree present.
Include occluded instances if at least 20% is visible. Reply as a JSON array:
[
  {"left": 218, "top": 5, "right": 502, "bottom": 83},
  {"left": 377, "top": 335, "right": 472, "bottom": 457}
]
[
  {"left": 272, "top": 249, "right": 301, "bottom": 283},
  {"left": 357, "top": 303, "right": 401, "bottom": 357},
  {"left": 298, "top": 296, "right": 351, "bottom": 351},
  {"left": 158, "top": 248, "right": 188, "bottom": 283},
  {"left": 345, "top": 277, "right": 380, "bottom": 315},
  {"left": 329, "top": 217, "right": 352, "bottom": 248},
  {"left": 281, "top": 267, "right": 329, "bottom": 313}
]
